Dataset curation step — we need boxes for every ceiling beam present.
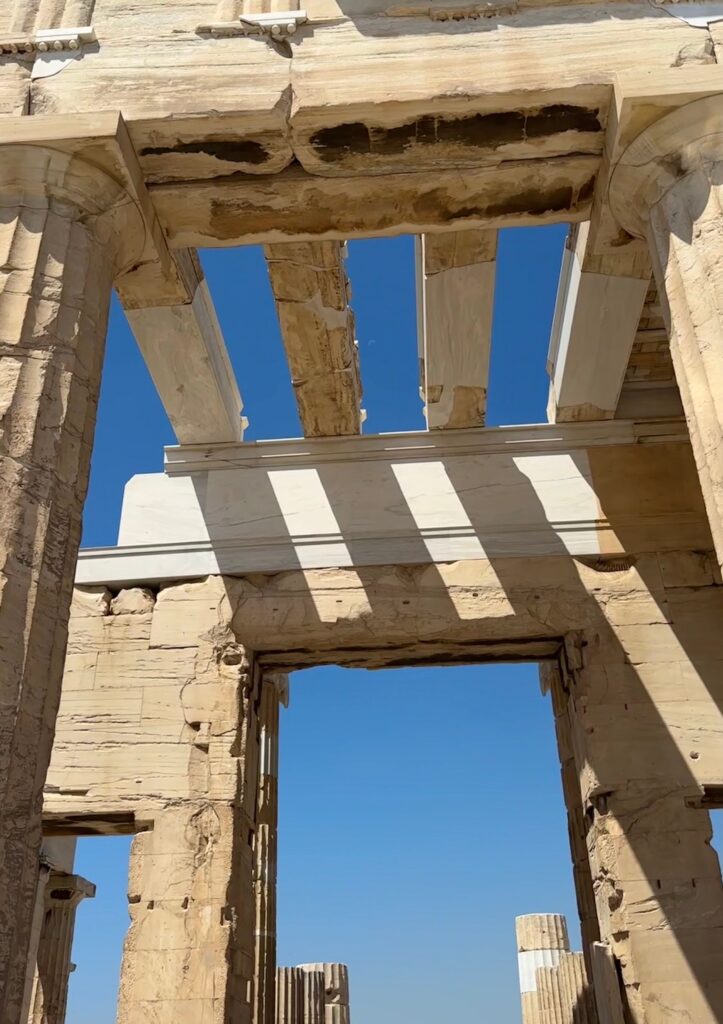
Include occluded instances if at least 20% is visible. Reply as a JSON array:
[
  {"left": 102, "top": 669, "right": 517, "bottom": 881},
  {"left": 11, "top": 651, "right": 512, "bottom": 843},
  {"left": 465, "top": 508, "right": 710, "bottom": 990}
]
[
  {"left": 546, "top": 223, "right": 650, "bottom": 423},
  {"left": 416, "top": 230, "right": 497, "bottom": 430},
  {"left": 124, "top": 251, "right": 244, "bottom": 445},
  {"left": 264, "top": 241, "right": 362, "bottom": 437},
  {"left": 152, "top": 156, "right": 596, "bottom": 249}
]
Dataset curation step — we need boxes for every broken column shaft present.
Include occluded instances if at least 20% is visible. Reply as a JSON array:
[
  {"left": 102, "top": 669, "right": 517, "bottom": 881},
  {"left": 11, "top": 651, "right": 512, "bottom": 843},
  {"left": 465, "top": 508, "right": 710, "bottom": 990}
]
[
  {"left": 516, "top": 915, "right": 570, "bottom": 1024},
  {"left": 297, "top": 963, "right": 350, "bottom": 1024}
]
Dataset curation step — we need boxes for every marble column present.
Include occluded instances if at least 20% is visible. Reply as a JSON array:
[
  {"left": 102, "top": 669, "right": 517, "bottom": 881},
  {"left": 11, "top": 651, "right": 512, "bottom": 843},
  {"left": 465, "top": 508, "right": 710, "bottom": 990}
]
[
  {"left": 297, "top": 964, "right": 350, "bottom": 1024},
  {"left": 535, "top": 951, "right": 597, "bottom": 1024},
  {"left": 252, "top": 674, "right": 287, "bottom": 1024},
  {"left": 610, "top": 94, "right": 723, "bottom": 571},
  {"left": 27, "top": 870, "right": 95, "bottom": 1024},
  {"left": 277, "top": 967, "right": 304, "bottom": 1024},
  {"left": 275, "top": 967, "right": 326, "bottom": 1024},
  {"left": 0, "top": 145, "right": 143, "bottom": 1024},
  {"left": 516, "top": 915, "right": 570, "bottom": 1024},
  {"left": 300, "top": 969, "right": 325, "bottom": 1024}
]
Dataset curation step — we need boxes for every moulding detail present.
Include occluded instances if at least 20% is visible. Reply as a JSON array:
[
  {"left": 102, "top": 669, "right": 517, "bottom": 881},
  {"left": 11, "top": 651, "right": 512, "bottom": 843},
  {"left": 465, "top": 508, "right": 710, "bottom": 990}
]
[{"left": 196, "top": 11, "right": 307, "bottom": 38}]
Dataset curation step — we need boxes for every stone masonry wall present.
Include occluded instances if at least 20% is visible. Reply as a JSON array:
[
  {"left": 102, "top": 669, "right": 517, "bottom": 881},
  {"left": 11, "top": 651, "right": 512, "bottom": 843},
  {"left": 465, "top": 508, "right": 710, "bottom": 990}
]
[
  {"left": 47, "top": 544, "right": 723, "bottom": 1024},
  {"left": 47, "top": 577, "right": 262, "bottom": 1024}
]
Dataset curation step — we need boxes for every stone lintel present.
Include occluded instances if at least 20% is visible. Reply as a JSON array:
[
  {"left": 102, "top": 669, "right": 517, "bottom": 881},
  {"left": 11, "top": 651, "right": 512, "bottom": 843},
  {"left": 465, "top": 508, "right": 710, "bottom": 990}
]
[{"left": 70, "top": 418, "right": 706, "bottom": 587}]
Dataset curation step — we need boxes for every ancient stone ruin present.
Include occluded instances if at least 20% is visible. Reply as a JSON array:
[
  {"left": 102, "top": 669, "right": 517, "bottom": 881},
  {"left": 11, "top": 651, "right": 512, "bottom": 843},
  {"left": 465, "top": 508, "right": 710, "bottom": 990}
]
[{"left": 2, "top": 0, "right": 723, "bottom": 1021}]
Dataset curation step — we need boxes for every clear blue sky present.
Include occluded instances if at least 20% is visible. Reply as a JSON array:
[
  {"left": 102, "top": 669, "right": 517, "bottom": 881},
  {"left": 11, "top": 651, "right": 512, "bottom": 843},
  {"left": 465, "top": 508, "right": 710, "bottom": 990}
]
[{"left": 65, "top": 228, "right": 723, "bottom": 1023}]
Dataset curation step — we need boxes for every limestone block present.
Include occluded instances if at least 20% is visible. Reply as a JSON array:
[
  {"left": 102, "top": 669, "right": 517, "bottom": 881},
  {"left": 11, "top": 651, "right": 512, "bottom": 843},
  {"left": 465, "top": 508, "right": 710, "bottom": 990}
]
[
  {"left": 150, "top": 578, "right": 231, "bottom": 649},
  {"left": 657, "top": 550, "right": 721, "bottom": 589},
  {"left": 66, "top": 613, "right": 152, "bottom": 655},
  {"left": 95, "top": 648, "right": 197, "bottom": 689},
  {"left": 70, "top": 586, "right": 111, "bottom": 617},
  {"left": 60, "top": 652, "right": 97, "bottom": 691},
  {"left": 111, "top": 588, "right": 157, "bottom": 615},
  {"left": 56, "top": 689, "right": 144, "bottom": 736},
  {"left": 598, "top": 592, "right": 670, "bottom": 627}
]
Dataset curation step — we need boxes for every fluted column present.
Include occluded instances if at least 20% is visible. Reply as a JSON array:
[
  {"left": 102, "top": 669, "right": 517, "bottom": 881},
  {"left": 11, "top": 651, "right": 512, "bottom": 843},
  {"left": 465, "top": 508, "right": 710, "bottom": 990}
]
[
  {"left": 297, "top": 964, "right": 350, "bottom": 1024},
  {"left": 610, "top": 95, "right": 723, "bottom": 571},
  {"left": 277, "top": 967, "right": 304, "bottom": 1024},
  {"left": 27, "top": 870, "right": 95, "bottom": 1024},
  {"left": 516, "top": 915, "right": 570, "bottom": 1024},
  {"left": 252, "top": 674, "right": 287, "bottom": 1024},
  {"left": 536, "top": 951, "right": 597, "bottom": 1024},
  {"left": 300, "top": 969, "right": 325, "bottom": 1024},
  {"left": 0, "top": 144, "right": 143, "bottom": 1024}
]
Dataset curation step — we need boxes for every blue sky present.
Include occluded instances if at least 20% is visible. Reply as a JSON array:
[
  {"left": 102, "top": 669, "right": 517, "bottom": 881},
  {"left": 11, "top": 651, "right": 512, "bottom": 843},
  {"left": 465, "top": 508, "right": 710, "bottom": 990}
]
[{"left": 65, "top": 227, "right": 723, "bottom": 1023}]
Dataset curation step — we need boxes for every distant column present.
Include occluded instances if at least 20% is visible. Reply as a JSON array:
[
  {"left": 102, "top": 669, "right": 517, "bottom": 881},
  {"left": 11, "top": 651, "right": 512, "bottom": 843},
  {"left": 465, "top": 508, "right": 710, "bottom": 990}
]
[
  {"left": 277, "top": 967, "right": 303, "bottom": 1024},
  {"left": 27, "top": 870, "right": 95, "bottom": 1024},
  {"left": 516, "top": 915, "right": 570, "bottom": 1024},
  {"left": 297, "top": 964, "right": 350, "bottom": 1024},
  {"left": 300, "top": 969, "right": 325, "bottom": 1024},
  {"left": 536, "top": 951, "right": 597, "bottom": 1024}
]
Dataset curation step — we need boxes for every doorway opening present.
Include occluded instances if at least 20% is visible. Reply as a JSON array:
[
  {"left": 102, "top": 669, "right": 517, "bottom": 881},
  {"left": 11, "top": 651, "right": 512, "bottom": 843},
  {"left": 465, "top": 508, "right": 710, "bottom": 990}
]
[
  {"left": 277, "top": 661, "right": 578, "bottom": 1024},
  {"left": 65, "top": 835, "right": 133, "bottom": 1024}
]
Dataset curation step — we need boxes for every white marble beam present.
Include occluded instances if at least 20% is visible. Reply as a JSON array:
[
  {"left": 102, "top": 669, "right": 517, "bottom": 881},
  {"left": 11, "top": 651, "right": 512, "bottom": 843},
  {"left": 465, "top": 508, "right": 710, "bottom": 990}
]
[
  {"left": 416, "top": 230, "right": 497, "bottom": 430},
  {"left": 547, "top": 223, "right": 650, "bottom": 423},
  {"left": 264, "top": 241, "right": 362, "bottom": 438},
  {"left": 125, "top": 251, "right": 244, "bottom": 445}
]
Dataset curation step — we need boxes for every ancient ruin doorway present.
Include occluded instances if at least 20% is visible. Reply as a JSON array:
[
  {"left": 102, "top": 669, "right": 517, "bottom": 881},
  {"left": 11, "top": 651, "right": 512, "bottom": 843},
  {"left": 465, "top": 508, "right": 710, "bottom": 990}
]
[
  {"left": 277, "top": 662, "right": 579, "bottom": 1023},
  {"left": 65, "top": 836, "right": 132, "bottom": 1024}
]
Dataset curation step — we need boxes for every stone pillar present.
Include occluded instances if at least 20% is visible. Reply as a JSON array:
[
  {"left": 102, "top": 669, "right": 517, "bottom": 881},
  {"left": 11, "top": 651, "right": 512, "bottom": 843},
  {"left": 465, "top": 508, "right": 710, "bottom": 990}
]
[
  {"left": 516, "top": 915, "right": 570, "bottom": 1024},
  {"left": 115, "top": 580, "right": 263, "bottom": 1024},
  {"left": 609, "top": 94, "right": 723, "bottom": 572},
  {"left": 252, "top": 674, "right": 287, "bottom": 1024},
  {"left": 297, "top": 964, "right": 350, "bottom": 1024},
  {"left": 0, "top": 144, "right": 143, "bottom": 1024},
  {"left": 277, "top": 968, "right": 303, "bottom": 1024},
  {"left": 542, "top": 662, "right": 599, "bottom": 966},
  {"left": 559, "top": 597, "right": 723, "bottom": 1022},
  {"left": 27, "top": 870, "right": 95, "bottom": 1024},
  {"left": 536, "top": 951, "right": 597, "bottom": 1024}
]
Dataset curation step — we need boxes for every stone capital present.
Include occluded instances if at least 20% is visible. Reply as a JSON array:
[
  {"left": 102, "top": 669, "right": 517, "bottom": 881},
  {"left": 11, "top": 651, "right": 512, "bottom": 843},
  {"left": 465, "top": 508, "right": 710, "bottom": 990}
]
[
  {"left": 0, "top": 143, "right": 147, "bottom": 276},
  {"left": 45, "top": 872, "right": 95, "bottom": 911},
  {"left": 609, "top": 94, "right": 723, "bottom": 239}
]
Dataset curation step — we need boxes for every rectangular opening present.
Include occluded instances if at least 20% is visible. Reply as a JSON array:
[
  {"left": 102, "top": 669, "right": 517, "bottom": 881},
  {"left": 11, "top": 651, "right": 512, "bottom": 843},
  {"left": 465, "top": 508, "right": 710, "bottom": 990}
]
[
  {"left": 277, "top": 660, "right": 580, "bottom": 1023},
  {"left": 65, "top": 836, "right": 133, "bottom": 1024}
]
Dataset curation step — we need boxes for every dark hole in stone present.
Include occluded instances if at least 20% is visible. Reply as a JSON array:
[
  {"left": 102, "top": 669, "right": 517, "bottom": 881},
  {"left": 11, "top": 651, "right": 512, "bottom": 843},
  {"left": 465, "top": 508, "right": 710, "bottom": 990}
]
[
  {"left": 49, "top": 889, "right": 74, "bottom": 901},
  {"left": 141, "top": 139, "right": 270, "bottom": 166},
  {"left": 309, "top": 105, "right": 602, "bottom": 161}
]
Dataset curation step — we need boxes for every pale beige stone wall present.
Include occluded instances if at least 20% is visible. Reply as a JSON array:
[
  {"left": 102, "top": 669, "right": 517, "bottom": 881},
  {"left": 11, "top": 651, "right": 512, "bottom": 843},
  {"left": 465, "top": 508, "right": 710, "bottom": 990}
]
[
  {"left": 50, "top": 549, "right": 723, "bottom": 1023},
  {"left": 48, "top": 577, "right": 262, "bottom": 1024}
]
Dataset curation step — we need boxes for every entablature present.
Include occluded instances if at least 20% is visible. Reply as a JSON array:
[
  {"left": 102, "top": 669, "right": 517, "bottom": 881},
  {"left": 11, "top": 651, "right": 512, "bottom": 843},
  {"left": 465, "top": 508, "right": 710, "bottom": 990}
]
[{"left": 75, "top": 418, "right": 708, "bottom": 587}]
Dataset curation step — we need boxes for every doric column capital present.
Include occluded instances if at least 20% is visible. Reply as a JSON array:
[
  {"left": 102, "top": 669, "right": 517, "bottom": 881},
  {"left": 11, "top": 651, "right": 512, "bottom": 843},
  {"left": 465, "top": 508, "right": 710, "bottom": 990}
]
[
  {"left": 609, "top": 94, "right": 723, "bottom": 239},
  {"left": 45, "top": 871, "right": 96, "bottom": 911},
  {"left": 0, "top": 143, "right": 146, "bottom": 275}
]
